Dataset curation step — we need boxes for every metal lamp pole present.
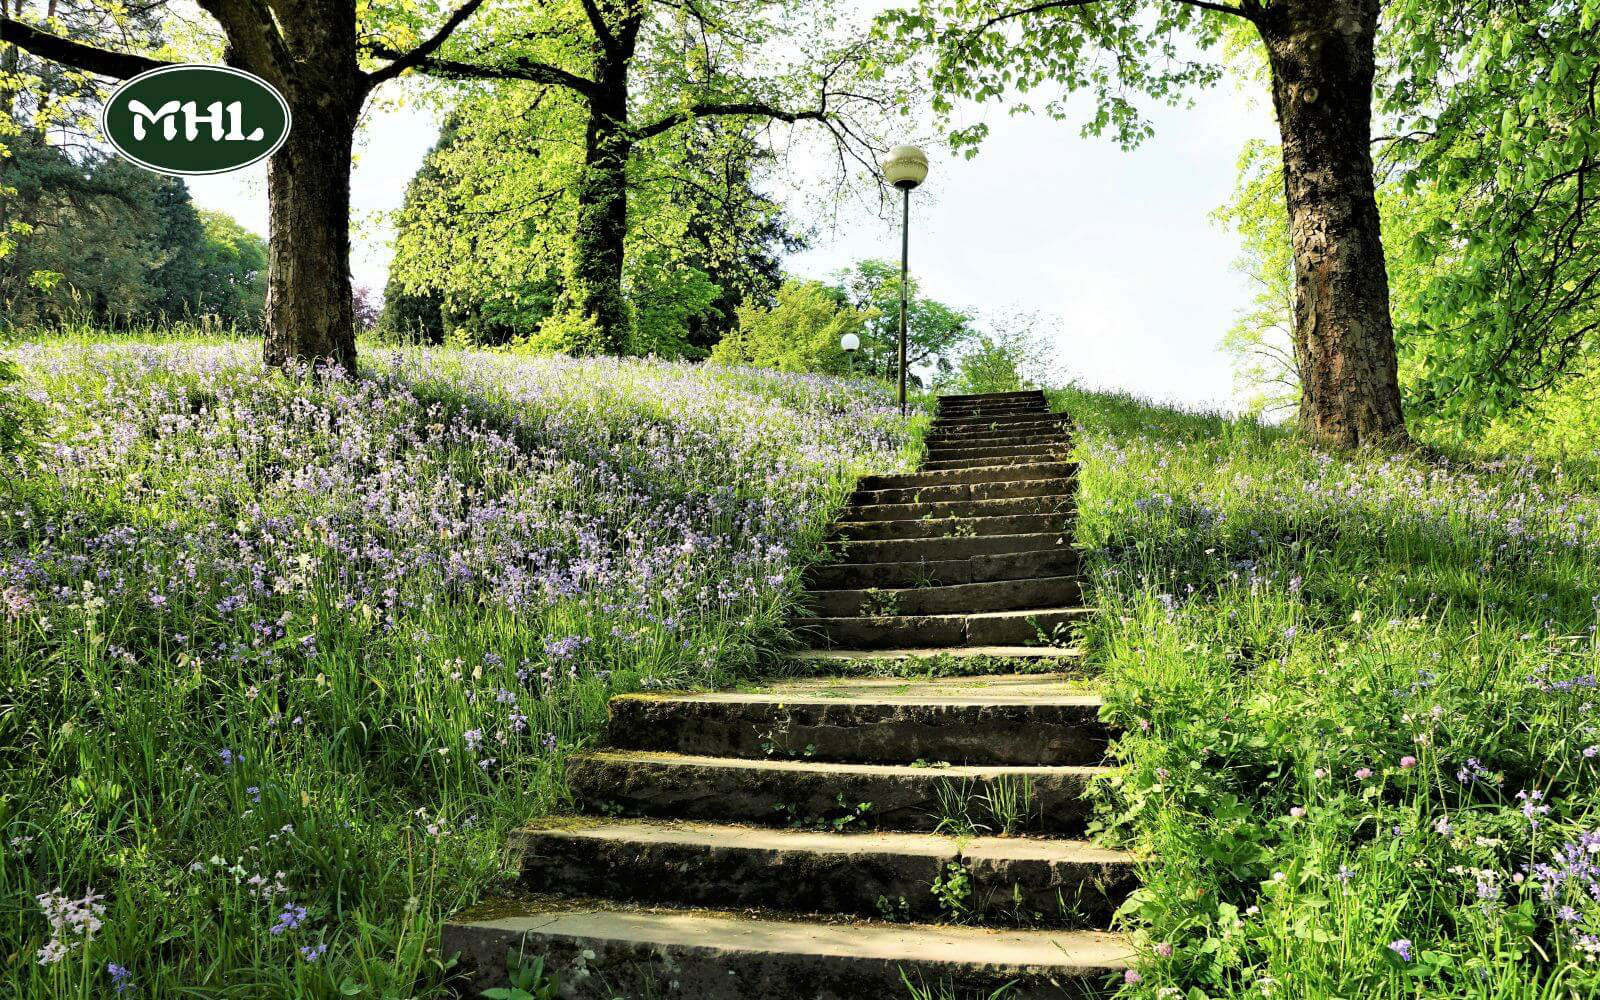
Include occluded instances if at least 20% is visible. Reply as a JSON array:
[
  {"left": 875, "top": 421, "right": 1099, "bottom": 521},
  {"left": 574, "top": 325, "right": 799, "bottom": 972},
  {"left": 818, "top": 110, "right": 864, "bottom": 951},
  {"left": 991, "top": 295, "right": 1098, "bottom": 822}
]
[
  {"left": 898, "top": 187, "right": 909, "bottom": 417},
  {"left": 881, "top": 146, "right": 929, "bottom": 418}
]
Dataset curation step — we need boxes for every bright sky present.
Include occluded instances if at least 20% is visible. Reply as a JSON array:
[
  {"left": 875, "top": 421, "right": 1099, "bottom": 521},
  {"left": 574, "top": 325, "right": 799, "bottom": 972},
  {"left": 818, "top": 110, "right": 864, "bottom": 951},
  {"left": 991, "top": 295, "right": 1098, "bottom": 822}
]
[{"left": 184, "top": 62, "right": 1276, "bottom": 412}]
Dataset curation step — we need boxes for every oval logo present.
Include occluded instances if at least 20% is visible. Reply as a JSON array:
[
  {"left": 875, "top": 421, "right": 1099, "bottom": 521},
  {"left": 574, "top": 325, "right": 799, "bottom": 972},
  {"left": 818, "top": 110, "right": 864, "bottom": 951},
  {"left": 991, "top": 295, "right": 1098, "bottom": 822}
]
[{"left": 101, "top": 64, "right": 291, "bottom": 176}]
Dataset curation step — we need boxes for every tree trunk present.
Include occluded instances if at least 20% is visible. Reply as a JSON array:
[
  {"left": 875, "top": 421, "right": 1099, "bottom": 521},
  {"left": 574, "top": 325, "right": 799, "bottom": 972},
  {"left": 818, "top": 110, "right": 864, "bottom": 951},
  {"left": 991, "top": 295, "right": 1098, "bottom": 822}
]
[
  {"left": 1260, "top": 0, "right": 1408, "bottom": 447},
  {"left": 262, "top": 101, "right": 360, "bottom": 374},
  {"left": 566, "top": 67, "right": 633, "bottom": 355},
  {"left": 256, "top": 8, "right": 366, "bottom": 376}
]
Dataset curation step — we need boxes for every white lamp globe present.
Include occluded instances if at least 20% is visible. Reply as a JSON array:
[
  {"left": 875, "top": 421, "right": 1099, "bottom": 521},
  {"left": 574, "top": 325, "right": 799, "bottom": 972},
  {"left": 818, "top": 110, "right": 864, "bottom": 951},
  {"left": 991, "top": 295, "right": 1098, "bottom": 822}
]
[
  {"left": 840, "top": 333, "right": 860, "bottom": 352},
  {"left": 882, "top": 145, "right": 929, "bottom": 190}
]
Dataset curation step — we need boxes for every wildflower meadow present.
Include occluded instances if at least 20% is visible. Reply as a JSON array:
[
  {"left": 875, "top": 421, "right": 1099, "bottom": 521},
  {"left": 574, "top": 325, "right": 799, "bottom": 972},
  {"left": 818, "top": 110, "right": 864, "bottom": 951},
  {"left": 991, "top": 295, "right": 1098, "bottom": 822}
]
[
  {"left": 1064, "top": 388, "right": 1600, "bottom": 997},
  {"left": 5, "top": 337, "right": 1600, "bottom": 998},
  {"left": 0, "top": 337, "right": 918, "bottom": 997}
]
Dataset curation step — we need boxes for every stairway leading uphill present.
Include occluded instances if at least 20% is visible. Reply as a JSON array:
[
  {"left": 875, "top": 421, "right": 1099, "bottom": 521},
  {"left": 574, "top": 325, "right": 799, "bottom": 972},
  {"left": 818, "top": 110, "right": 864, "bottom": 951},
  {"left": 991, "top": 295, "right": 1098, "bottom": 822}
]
[{"left": 443, "top": 390, "right": 1133, "bottom": 999}]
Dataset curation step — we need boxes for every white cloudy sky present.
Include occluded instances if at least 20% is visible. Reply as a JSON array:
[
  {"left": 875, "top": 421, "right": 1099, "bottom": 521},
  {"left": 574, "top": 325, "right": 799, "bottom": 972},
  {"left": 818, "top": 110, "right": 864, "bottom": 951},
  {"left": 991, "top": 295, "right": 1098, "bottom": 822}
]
[{"left": 185, "top": 53, "right": 1276, "bottom": 412}]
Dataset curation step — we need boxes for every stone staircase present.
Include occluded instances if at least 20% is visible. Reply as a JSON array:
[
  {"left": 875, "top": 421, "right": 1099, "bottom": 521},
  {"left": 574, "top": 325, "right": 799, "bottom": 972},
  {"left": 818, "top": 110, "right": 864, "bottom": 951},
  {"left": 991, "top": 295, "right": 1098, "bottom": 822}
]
[{"left": 442, "top": 390, "right": 1133, "bottom": 999}]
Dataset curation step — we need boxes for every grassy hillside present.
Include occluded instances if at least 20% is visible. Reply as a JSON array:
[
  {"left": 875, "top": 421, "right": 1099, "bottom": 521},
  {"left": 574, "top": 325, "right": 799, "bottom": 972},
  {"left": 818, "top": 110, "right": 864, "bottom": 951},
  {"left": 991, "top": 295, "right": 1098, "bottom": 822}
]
[
  {"left": 0, "top": 340, "right": 920, "bottom": 998},
  {"left": 1059, "top": 386, "right": 1600, "bottom": 998}
]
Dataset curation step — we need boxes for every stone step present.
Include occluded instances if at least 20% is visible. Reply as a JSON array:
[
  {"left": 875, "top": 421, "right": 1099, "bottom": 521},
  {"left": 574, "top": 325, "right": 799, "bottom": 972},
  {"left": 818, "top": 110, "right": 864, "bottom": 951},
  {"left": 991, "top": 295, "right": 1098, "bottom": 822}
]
[
  {"left": 606, "top": 684, "right": 1108, "bottom": 764},
  {"left": 443, "top": 899, "right": 1130, "bottom": 1000},
  {"left": 807, "top": 546, "right": 1079, "bottom": 589},
  {"left": 926, "top": 432, "right": 1072, "bottom": 450},
  {"left": 931, "top": 413, "right": 1069, "bottom": 430},
  {"left": 830, "top": 531, "right": 1072, "bottom": 565},
  {"left": 806, "top": 575, "right": 1083, "bottom": 618},
  {"left": 831, "top": 511, "right": 1070, "bottom": 542},
  {"left": 839, "top": 494, "right": 1073, "bottom": 523},
  {"left": 797, "top": 606, "right": 1092, "bottom": 649},
  {"left": 922, "top": 456, "right": 1074, "bottom": 474},
  {"left": 511, "top": 819, "right": 1135, "bottom": 927},
  {"left": 858, "top": 461, "right": 1078, "bottom": 492},
  {"left": 852, "top": 477, "right": 1076, "bottom": 507},
  {"left": 934, "top": 392, "right": 1049, "bottom": 403},
  {"left": 928, "top": 429, "right": 1074, "bottom": 448},
  {"left": 567, "top": 751, "right": 1105, "bottom": 833},
  {"left": 789, "top": 645, "right": 1087, "bottom": 668},
  {"left": 926, "top": 444, "right": 1070, "bottom": 464},
  {"left": 936, "top": 404, "right": 1049, "bottom": 419},
  {"left": 932, "top": 411, "right": 1071, "bottom": 429}
]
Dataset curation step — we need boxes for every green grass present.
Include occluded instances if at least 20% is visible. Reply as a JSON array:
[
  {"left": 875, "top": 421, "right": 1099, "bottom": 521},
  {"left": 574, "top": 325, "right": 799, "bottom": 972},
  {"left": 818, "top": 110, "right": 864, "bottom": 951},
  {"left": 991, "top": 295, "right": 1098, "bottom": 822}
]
[
  {"left": 1051, "top": 385, "right": 1600, "bottom": 997},
  {"left": 0, "top": 337, "right": 920, "bottom": 998}
]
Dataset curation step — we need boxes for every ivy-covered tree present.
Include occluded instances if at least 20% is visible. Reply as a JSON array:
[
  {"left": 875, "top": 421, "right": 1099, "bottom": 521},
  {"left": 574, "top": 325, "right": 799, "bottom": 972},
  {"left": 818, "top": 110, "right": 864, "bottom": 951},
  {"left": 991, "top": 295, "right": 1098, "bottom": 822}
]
[
  {"left": 887, "top": 0, "right": 1409, "bottom": 446},
  {"left": 395, "top": 0, "right": 902, "bottom": 355},
  {"left": 386, "top": 94, "right": 805, "bottom": 357}
]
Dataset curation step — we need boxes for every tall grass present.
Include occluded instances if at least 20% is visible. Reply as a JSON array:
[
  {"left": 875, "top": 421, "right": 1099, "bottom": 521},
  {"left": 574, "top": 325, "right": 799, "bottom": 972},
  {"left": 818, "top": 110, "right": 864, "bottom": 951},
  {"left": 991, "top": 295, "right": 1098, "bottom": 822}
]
[
  {"left": 1052, "top": 385, "right": 1600, "bottom": 997},
  {"left": 0, "top": 339, "right": 920, "bottom": 998}
]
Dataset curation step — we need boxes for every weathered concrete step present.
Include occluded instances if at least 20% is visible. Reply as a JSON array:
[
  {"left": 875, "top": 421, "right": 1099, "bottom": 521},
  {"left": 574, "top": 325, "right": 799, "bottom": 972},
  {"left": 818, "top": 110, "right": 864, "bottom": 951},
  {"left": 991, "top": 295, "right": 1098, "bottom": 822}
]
[
  {"left": 922, "top": 456, "right": 1075, "bottom": 474},
  {"left": 567, "top": 751, "right": 1104, "bottom": 833},
  {"left": 789, "top": 645, "right": 1087, "bottom": 668},
  {"left": 859, "top": 462, "right": 1078, "bottom": 492},
  {"left": 443, "top": 899, "right": 1130, "bottom": 999},
  {"left": 852, "top": 477, "right": 1076, "bottom": 507},
  {"left": 938, "top": 389, "right": 1046, "bottom": 403},
  {"left": 839, "top": 494, "right": 1072, "bottom": 523},
  {"left": 606, "top": 686, "right": 1108, "bottom": 764},
  {"left": 512, "top": 820, "right": 1135, "bottom": 926},
  {"left": 939, "top": 392, "right": 1047, "bottom": 407},
  {"left": 933, "top": 411, "right": 1070, "bottom": 429},
  {"left": 926, "top": 431, "right": 1072, "bottom": 450},
  {"left": 931, "top": 414, "right": 1068, "bottom": 431},
  {"left": 806, "top": 575, "right": 1083, "bottom": 618},
  {"left": 808, "top": 547, "right": 1080, "bottom": 589},
  {"left": 926, "top": 443, "right": 1070, "bottom": 463},
  {"left": 831, "top": 511, "right": 1070, "bottom": 542},
  {"left": 831, "top": 531, "right": 1072, "bottom": 564},
  {"left": 797, "top": 606, "right": 1092, "bottom": 650},
  {"left": 936, "top": 404, "right": 1049, "bottom": 419}
]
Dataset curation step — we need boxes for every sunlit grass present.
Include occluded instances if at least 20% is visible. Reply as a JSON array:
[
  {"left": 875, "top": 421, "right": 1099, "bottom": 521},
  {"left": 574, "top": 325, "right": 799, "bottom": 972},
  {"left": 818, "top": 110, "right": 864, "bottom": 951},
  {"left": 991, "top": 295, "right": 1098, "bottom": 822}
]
[
  {"left": 0, "top": 337, "right": 920, "bottom": 998},
  {"left": 1053, "top": 385, "right": 1600, "bottom": 998}
]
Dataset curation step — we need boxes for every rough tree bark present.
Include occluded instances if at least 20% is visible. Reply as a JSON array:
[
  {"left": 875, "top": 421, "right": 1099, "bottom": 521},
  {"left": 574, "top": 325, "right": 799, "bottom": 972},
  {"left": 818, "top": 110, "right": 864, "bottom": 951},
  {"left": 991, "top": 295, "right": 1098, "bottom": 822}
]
[
  {"left": 2, "top": 0, "right": 486, "bottom": 376},
  {"left": 565, "top": 17, "right": 638, "bottom": 355},
  {"left": 1256, "top": 0, "right": 1408, "bottom": 447},
  {"left": 257, "top": 13, "right": 365, "bottom": 373}
]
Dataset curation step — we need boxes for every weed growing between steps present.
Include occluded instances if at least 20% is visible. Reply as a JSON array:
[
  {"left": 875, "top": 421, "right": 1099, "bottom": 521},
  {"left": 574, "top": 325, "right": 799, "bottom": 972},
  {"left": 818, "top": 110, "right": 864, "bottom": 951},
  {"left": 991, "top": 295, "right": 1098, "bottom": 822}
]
[
  {"left": 0, "top": 339, "right": 918, "bottom": 998},
  {"left": 1055, "top": 386, "right": 1600, "bottom": 997}
]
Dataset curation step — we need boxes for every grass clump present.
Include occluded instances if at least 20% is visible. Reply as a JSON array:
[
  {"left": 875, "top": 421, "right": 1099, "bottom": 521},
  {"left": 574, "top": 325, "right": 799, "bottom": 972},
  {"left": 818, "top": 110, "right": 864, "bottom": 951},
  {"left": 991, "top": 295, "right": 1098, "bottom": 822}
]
[
  {"left": 1053, "top": 385, "right": 1600, "bottom": 997},
  {"left": 0, "top": 338, "right": 917, "bottom": 998}
]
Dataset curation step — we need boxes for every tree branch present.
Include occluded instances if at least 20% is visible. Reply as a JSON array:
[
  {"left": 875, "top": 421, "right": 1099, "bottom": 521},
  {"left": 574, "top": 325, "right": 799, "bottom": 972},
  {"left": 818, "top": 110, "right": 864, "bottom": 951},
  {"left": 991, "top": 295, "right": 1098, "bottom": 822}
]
[
  {"left": 577, "top": 0, "right": 617, "bottom": 54},
  {"left": 0, "top": 16, "right": 172, "bottom": 78},
  {"left": 367, "top": 48, "right": 600, "bottom": 97},
  {"left": 968, "top": 0, "right": 1249, "bottom": 34},
  {"left": 1170, "top": 0, "right": 1249, "bottom": 18},
  {"left": 367, "top": 0, "right": 488, "bottom": 86},
  {"left": 633, "top": 100, "right": 827, "bottom": 141}
]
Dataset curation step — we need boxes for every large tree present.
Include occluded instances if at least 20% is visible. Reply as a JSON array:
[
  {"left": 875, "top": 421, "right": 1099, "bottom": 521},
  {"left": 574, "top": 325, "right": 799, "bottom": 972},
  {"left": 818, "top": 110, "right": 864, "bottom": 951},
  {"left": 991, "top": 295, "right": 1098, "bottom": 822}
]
[
  {"left": 890, "top": 0, "right": 1408, "bottom": 446},
  {"left": 2, "top": 0, "right": 495, "bottom": 374},
  {"left": 394, "top": 0, "right": 899, "bottom": 355},
  {"left": 387, "top": 97, "right": 803, "bottom": 356}
]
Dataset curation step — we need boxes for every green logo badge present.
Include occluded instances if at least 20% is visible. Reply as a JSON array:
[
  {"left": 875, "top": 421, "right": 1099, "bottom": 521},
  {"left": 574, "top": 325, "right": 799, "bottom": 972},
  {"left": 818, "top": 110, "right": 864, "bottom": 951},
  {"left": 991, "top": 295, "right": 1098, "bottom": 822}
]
[{"left": 101, "top": 64, "right": 291, "bottom": 176}]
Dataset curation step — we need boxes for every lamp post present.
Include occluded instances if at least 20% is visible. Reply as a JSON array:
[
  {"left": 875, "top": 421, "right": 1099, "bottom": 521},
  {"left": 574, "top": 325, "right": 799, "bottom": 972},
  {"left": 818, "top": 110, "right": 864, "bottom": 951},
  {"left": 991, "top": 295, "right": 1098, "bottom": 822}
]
[
  {"left": 881, "top": 145, "right": 928, "bottom": 417},
  {"left": 840, "top": 332, "right": 860, "bottom": 373}
]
